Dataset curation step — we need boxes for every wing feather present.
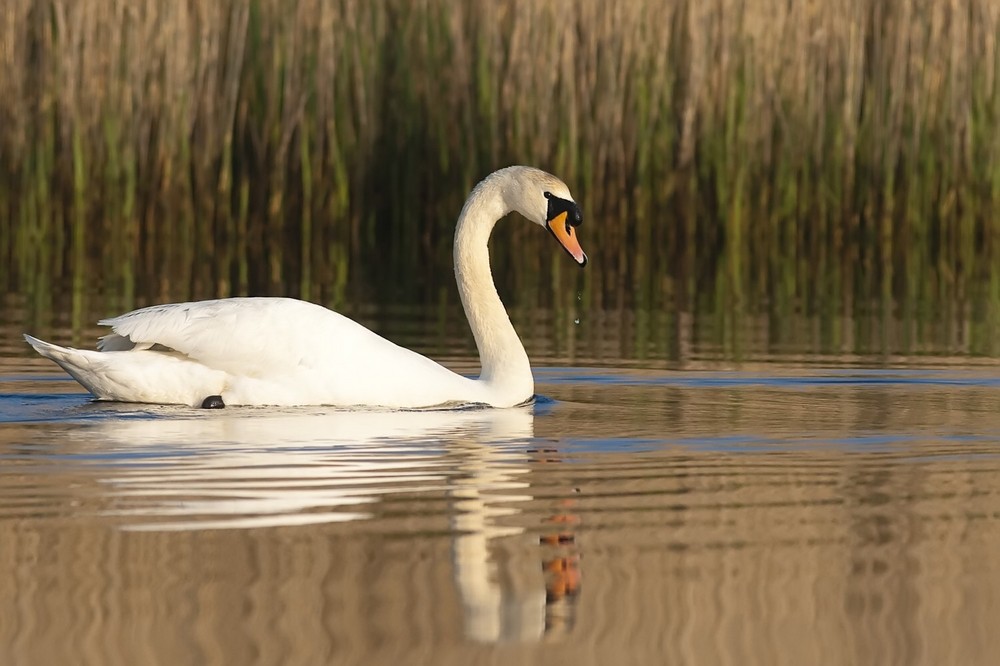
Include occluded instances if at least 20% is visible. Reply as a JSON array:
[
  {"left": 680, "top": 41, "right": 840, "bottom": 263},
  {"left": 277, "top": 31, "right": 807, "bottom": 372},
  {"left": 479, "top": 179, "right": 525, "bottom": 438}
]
[
  {"left": 99, "top": 297, "right": 383, "bottom": 377},
  {"left": 95, "top": 296, "right": 474, "bottom": 405}
]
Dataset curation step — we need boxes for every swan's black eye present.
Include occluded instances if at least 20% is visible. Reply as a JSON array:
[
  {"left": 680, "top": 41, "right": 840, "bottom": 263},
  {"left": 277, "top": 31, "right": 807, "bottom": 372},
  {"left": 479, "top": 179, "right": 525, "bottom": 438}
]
[{"left": 543, "top": 191, "right": 552, "bottom": 199}]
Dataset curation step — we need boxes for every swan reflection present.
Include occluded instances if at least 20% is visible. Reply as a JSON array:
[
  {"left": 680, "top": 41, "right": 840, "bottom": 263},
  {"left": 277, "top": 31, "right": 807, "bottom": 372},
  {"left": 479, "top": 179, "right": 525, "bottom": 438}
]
[{"left": 79, "top": 404, "right": 579, "bottom": 642}]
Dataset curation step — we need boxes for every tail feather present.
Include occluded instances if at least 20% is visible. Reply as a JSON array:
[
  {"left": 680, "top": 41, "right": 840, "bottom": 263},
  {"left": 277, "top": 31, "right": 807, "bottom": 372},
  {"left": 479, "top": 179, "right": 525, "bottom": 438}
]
[
  {"left": 24, "top": 334, "right": 102, "bottom": 394},
  {"left": 24, "top": 334, "right": 225, "bottom": 406},
  {"left": 24, "top": 334, "right": 87, "bottom": 366}
]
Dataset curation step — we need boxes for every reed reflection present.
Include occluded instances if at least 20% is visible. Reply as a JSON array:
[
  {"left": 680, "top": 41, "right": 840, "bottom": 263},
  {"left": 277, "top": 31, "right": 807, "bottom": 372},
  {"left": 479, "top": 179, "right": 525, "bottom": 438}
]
[{"left": 77, "top": 404, "right": 580, "bottom": 643}]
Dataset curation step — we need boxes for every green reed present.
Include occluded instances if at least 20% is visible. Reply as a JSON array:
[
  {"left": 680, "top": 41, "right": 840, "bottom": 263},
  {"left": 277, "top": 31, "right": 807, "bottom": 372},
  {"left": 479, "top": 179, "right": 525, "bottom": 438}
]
[{"left": 1, "top": 0, "right": 998, "bottom": 343}]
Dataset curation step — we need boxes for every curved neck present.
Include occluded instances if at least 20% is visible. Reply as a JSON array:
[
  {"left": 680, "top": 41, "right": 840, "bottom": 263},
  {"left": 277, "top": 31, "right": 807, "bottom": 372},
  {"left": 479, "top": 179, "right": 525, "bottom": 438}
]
[{"left": 453, "top": 175, "right": 532, "bottom": 401}]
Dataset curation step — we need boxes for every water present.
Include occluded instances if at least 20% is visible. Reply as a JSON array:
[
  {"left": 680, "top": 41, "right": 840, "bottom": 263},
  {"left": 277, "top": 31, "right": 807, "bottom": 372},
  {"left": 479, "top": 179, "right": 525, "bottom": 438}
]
[{"left": 2, "top": 301, "right": 1000, "bottom": 664}]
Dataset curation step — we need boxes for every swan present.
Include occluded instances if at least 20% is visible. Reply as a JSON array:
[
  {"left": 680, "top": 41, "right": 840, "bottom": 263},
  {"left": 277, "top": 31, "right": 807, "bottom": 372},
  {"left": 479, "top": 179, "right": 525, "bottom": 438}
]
[{"left": 24, "top": 166, "right": 587, "bottom": 408}]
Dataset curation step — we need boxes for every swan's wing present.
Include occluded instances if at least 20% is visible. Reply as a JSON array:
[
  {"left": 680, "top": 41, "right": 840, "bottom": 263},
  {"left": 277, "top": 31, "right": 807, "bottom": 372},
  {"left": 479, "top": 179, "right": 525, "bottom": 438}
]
[
  {"left": 97, "top": 297, "right": 388, "bottom": 377},
  {"left": 96, "top": 296, "right": 479, "bottom": 406}
]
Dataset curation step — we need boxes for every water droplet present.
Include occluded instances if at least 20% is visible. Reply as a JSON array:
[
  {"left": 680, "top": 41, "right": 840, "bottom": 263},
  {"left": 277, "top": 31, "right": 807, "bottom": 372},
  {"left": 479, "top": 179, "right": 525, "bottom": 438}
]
[
  {"left": 574, "top": 318, "right": 580, "bottom": 325},
  {"left": 577, "top": 291, "right": 582, "bottom": 302}
]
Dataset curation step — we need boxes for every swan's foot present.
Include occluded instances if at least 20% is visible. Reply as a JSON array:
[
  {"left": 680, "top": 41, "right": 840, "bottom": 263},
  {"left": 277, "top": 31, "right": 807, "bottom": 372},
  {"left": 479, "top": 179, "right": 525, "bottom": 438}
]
[{"left": 201, "top": 395, "right": 226, "bottom": 409}]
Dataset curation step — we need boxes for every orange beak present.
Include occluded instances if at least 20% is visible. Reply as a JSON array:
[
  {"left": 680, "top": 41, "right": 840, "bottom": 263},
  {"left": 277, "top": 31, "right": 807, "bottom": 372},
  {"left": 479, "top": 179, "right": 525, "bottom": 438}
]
[{"left": 547, "top": 211, "right": 588, "bottom": 266}]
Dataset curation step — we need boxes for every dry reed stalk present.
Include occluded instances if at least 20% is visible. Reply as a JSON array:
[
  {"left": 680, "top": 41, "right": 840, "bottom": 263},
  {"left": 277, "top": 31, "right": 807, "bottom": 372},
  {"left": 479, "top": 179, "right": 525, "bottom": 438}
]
[{"left": 0, "top": 0, "right": 996, "bottom": 326}]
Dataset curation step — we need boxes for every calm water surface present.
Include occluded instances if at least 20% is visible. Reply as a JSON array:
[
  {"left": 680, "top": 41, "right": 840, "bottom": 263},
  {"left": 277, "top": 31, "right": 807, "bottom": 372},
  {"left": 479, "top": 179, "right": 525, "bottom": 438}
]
[{"left": 2, "top": 304, "right": 1000, "bottom": 665}]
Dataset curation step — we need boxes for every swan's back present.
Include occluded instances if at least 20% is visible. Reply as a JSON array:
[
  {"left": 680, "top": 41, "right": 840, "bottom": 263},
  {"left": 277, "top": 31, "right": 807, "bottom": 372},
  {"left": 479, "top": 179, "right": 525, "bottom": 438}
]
[{"left": 101, "top": 298, "right": 343, "bottom": 376}]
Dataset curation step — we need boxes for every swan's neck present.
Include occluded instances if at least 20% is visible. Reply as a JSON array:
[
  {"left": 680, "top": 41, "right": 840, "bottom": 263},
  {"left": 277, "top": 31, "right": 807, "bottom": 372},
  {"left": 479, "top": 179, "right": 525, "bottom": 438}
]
[{"left": 454, "top": 177, "right": 532, "bottom": 402}]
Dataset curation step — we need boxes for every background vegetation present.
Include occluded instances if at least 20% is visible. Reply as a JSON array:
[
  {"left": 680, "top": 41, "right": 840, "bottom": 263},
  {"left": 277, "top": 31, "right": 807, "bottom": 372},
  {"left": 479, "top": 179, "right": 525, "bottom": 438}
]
[{"left": 1, "top": 0, "right": 998, "bottom": 355}]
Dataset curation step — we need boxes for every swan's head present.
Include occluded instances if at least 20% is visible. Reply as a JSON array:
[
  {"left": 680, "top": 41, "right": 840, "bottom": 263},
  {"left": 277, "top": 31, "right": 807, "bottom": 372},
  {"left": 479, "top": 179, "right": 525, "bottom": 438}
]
[{"left": 505, "top": 166, "right": 588, "bottom": 267}]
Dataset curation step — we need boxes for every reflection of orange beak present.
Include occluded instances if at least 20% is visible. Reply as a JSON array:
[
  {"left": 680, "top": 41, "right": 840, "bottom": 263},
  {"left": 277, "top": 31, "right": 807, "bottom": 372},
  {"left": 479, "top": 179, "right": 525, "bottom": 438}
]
[{"left": 547, "top": 212, "right": 588, "bottom": 266}]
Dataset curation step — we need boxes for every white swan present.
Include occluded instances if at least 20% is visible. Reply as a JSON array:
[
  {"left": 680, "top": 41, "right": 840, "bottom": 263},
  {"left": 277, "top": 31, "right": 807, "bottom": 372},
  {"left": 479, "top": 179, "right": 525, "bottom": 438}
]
[{"left": 24, "top": 166, "right": 587, "bottom": 408}]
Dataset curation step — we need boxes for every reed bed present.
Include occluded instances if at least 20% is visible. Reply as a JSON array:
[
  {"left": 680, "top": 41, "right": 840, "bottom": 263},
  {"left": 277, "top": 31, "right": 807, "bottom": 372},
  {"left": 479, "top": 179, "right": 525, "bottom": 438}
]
[{"left": 1, "top": 0, "right": 998, "bottom": 335}]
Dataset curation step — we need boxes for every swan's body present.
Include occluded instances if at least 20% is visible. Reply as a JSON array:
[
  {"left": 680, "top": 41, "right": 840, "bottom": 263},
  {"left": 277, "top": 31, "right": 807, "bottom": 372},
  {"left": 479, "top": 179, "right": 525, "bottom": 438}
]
[
  {"left": 25, "top": 166, "right": 587, "bottom": 408},
  {"left": 27, "top": 298, "right": 498, "bottom": 407}
]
